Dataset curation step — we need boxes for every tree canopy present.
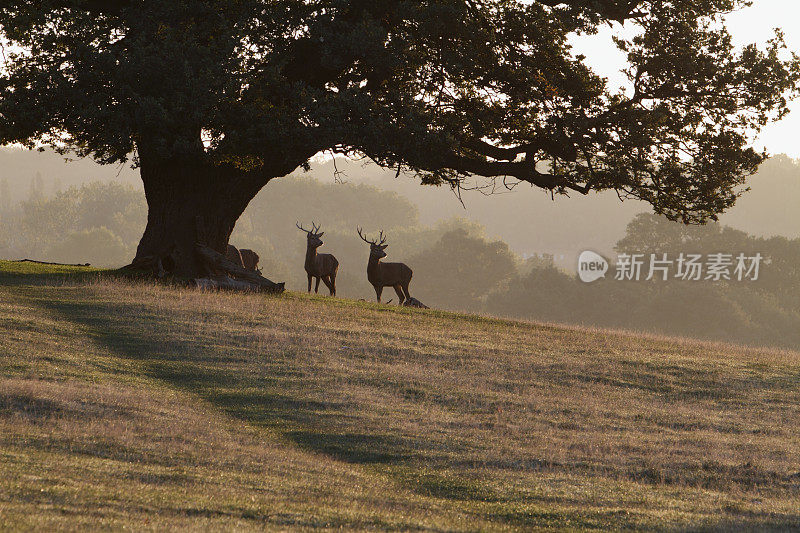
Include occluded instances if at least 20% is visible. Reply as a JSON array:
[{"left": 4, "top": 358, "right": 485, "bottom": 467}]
[{"left": 1, "top": 1, "right": 798, "bottom": 256}]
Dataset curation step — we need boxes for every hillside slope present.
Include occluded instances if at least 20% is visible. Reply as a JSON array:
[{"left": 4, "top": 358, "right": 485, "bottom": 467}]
[{"left": 1, "top": 262, "right": 798, "bottom": 531}]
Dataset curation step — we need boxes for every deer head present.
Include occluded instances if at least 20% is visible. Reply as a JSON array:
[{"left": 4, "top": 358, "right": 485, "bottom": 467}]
[
  {"left": 297, "top": 221, "right": 325, "bottom": 249},
  {"left": 357, "top": 227, "right": 388, "bottom": 260}
]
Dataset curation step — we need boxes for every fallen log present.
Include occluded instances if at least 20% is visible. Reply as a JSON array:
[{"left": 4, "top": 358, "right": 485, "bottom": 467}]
[
  {"left": 191, "top": 277, "right": 263, "bottom": 292},
  {"left": 194, "top": 243, "right": 284, "bottom": 293},
  {"left": 12, "top": 259, "right": 91, "bottom": 267}
]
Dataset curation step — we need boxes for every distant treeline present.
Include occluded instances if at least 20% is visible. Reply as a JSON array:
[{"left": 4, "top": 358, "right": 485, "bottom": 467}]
[
  {"left": 486, "top": 214, "right": 800, "bottom": 350},
  {"left": 3, "top": 147, "right": 800, "bottom": 261},
  {"left": 1, "top": 176, "right": 799, "bottom": 350},
  {"left": 0, "top": 177, "right": 516, "bottom": 305}
]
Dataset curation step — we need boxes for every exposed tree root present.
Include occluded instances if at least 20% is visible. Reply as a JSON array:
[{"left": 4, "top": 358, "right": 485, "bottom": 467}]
[{"left": 193, "top": 244, "right": 284, "bottom": 293}]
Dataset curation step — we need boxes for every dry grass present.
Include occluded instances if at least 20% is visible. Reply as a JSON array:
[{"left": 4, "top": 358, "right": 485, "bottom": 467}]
[{"left": 0, "top": 260, "right": 798, "bottom": 531}]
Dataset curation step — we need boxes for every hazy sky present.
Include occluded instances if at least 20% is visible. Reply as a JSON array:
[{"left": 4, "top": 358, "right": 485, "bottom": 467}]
[{"left": 572, "top": 0, "right": 800, "bottom": 158}]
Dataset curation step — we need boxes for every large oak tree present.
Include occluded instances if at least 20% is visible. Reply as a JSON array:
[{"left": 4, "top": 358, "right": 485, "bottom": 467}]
[{"left": 1, "top": 0, "right": 798, "bottom": 278}]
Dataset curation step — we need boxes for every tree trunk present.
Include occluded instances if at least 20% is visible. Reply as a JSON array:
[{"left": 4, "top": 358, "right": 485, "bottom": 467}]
[{"left": 132, "top": 152, "right": 271, "bottom": 279}]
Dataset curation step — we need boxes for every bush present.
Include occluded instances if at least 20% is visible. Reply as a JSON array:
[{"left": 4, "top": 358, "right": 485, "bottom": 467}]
[{"left": 47, "top": 227, "right": 130, "bottom": 267}]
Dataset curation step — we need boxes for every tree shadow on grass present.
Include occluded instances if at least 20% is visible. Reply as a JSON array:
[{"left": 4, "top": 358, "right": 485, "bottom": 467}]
[
  {"left": 287, "top": 430, "right": 411, "bottom": 465},
  {"left": 33, "top": 295, "right": 425, "bottom": 466},
  {"left": 0, "top": 267, "right": 107, "bottom": 287},
  {"left": 29, "top": 293, "right": 573, "bottom": 525},
  {"left": 28, "top": 289, "right": 800, "bottom": 530}
]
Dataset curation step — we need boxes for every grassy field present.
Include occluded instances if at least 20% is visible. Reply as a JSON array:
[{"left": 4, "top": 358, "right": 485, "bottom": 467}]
[{"left": 0, "top": 260, "right": 798, "bottom": 531}]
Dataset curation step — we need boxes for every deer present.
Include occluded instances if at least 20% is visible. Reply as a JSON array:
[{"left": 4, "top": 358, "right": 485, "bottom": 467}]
[
  {"left": 226, "top": 244, "right": 245, "bottom": 269},
  {"left": 297, "top": 221, "right": 339, "bottom": 296},
  {"left": 226, "top": 245, "right": 261, "bottom": 273},
  {"left": 357, "top": 227, "right": 413, "bottom": 304},
  {"left": 239, "top": 249, "right": 260, "bottom": 273}
]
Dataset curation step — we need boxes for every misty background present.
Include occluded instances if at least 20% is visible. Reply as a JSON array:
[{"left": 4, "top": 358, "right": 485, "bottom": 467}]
[{"left": 1, "top": 146, "right": 800, "bottom": 349}]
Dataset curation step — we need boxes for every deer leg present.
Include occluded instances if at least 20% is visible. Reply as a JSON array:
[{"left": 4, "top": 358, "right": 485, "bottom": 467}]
[
  {"left": 321, "top": 276, "right": 333, "bottom": 295},
  {"left": 374, "top": 285, "right": 383, "bottom": 303},
  {"left": 393, "top": 285, "right": 405, "bottom": 305},
  {"left": 314, "top": 276, "right": 321, "bottom": 293},
  {"left": 307, "top": 274, "right": 312, "bottom": 293},
  {"left": 401, "top": 282, "right": 411, "bottom": 301}
]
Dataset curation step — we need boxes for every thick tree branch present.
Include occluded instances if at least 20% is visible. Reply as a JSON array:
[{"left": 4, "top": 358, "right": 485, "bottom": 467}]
[
  {"left": 439, "top": 153, "right": 591, "bottom": 194},
  {"left": 461, "top": 135, "right": 578, "bottom": 163}
]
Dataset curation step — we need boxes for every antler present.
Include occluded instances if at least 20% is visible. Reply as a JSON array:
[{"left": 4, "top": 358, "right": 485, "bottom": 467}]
[
  {"left": 357, "top": 227, "right": 387, "bottom": 246},
  {"left": 299, "top": 221, "right": 324, "bottom": 236},
  {"left": 357, "top": 226, "right": 376, "bottom": 245}
]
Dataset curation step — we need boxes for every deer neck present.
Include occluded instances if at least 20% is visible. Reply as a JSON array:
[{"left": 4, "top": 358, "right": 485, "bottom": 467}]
[
  {"left": 367, "top": 256, "right": 382, "bottom": 281},
  {"left": 305, "top": 245, "right": 318, "bottom": 270}
]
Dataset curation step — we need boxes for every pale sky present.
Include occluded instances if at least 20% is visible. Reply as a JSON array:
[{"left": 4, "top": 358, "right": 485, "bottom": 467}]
[{"left": 572, "top": 0, "right": 800, "bottom": 158}]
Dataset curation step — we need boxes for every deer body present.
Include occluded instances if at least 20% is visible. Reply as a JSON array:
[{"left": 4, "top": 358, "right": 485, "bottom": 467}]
[
  {"left": 298, "top": 222, "right": 338, "bottom": 296},
  {"left": 305, "top": 245, "right": 339, "bottom": 295},
  {"left": 367, "top": 257, "right": 413, "bottom": 304},
  {"left": 226, "top": 245, "right": 260, "bottom": 272},
  {"left": 358, "top": 228, "right": 413, "bottom": 304},
  {"left": 240, "top": 249, "right": 260, "bottom": 272}
]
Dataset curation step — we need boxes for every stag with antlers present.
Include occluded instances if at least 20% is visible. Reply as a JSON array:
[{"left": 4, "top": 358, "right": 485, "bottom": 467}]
[
  {"left": 297, "top": 221, "right": 339, "bottom": 296},
  {"left": 358, "top": 228, "right": 414, "bottom": 304}
]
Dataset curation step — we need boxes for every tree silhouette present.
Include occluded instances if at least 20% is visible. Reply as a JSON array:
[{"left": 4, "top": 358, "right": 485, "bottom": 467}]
[{"left": 1, "top": 1, "right": 798, "bottom": 277}]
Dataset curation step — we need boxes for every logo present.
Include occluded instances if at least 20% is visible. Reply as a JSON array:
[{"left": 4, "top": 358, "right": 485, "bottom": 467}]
[{"left": 578, "top": 250, "right": 608, "bottom": 283}]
